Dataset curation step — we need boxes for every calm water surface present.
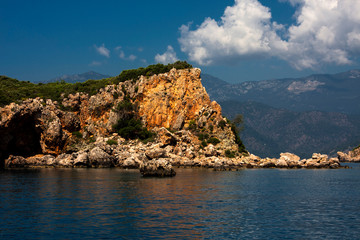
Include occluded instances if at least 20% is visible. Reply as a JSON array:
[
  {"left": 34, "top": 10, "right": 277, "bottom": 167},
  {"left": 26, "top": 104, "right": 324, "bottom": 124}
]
[{"left": 1, "top": 164, "right": 360, "bottom": 239}]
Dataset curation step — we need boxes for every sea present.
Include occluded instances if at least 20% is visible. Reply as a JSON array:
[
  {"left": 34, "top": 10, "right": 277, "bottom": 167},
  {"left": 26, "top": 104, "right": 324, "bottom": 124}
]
[{"left": 1, "top": 164, "right": 360, "bottom": 239}]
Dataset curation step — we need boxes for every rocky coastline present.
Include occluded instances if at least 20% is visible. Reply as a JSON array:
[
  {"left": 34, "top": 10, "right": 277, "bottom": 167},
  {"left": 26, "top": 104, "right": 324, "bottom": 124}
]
[
  {"left": 3, "top": 130, "right": 344, "bottom": 171},
  {"left": 0, "top": 68, "right": 351, "bottom": 175}
]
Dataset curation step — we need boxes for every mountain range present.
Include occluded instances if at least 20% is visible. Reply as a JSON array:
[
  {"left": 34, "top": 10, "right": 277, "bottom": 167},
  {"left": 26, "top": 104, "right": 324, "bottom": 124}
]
[
  {"left": 202, "top": 70, "right": 360, "bottom": 115},
  {"left": 44, "top": 71, "right": 111, "bottom": 83},
  {"left": 201, "top": 70, "right": 360, "bottom": 158}
]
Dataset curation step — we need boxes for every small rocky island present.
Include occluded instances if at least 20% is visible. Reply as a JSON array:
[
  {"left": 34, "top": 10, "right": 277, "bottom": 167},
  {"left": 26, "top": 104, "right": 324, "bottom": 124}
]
[{"left": 0, "top": 64, "right": 349, "bottom": 176}]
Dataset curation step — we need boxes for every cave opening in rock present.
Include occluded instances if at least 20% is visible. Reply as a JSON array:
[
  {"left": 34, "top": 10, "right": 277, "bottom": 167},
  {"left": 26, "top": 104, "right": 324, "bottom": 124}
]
[{"left": 0, "top": 115, "right": 43, "bottom": 168}]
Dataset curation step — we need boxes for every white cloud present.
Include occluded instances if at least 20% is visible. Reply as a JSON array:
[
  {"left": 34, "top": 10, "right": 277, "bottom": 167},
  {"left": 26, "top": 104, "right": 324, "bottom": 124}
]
[
  {"left": 115, "top": 46, "right": 137, "bottom": 61},
  {"left": 94, "top": 44, "right": 110, "bottom": 58},
  {"left": 179, "top": 0, "right": 360, "bottom": 70},
  {"left": 89, "top": 61, "right": 102, "bottom": 66},
  {"left": 155, "top": 45, "right": 179, "bottom": 64}
]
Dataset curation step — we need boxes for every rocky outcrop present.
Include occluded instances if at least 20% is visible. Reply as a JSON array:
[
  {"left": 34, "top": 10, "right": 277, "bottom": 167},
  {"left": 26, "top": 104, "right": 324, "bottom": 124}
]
[
  {"left": 337, "top": 147, "right": 360, "bottom": 162},
  {"left": 0, "top": 68, "right": 346, "bottom": 170},
  {"left": 140, "top": 159, "right": 176, "bottom": 177}
]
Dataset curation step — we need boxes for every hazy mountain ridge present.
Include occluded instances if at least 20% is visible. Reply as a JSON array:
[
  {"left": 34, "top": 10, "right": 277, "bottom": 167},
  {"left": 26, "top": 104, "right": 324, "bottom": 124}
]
[
  {"left": 45, "top": 71, "right": 111, "bottom": 83},
  {"left": 201, "top": 71, "right": 360, "bottom": 158},
  {"left": 202, "top": 70, "right": 360, "bottom": 115},
  {"left": 220, "top": 101, "right": 360, "bottom": 158}
]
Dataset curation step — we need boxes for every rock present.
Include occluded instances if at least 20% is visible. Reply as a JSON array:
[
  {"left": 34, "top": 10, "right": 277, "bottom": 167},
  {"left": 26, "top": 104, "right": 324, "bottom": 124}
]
[
  {"left": 89, "top": 147, "right": 114, "bottom": 167},
  {"left": 73, "top": 151, "right": 89, "bottom": 167},
  {"left": 145, "top": 146, "right": 167, "bottom": 159},
  {"left": 155, "top": 127, "right": 178, "bottom": 146},
  {"left": 5, "top": 155, "right": 28, "bottom": 168},
  {"left": 139, "top": 159, "right": 176, "bottom": 177},
  {"left": 205, "top": 144, "right": 219, "bottom": 157},
  {"left": 279, "top": 152, "right": 300, "bottom": 168},
  {"left": 61, "top": 112, "right": 81, "bottom": 132},
  {"left": 55, "top": 154, "right": 74, "bottom": 167},
  {"left": 337, "top": 148, "right": 360, "bottom": 162},
  {"left": 275, "top": 159, "right": 288, "bottom": 168}
]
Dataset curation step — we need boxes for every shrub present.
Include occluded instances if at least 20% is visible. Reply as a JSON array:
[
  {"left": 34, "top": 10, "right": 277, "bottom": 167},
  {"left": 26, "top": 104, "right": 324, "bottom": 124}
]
[
  {"left": 207, "top": 137, "right": 220, "bottom": 145},
  {"left": 198, "top": 133, "right": 209, "bottom": 141},
  {"left": 201, "top": 140, "right": 208, "bottom": 147},
  {"left": 218, "top": 120, "right": 226, "bottom": 130},
  {"left": 225, "top": 150, "right": 236, "bottom": 158},
  {"left": 72, "top": 131, "right": 82, "bottom": 139},
  {"left": 188, "top": 120, "right": 197, "bottom": 130},
  {"left": 106, "top": 139, "right": 118, "bottom": 145},
  {"left": 209, "top": 124, "right": 214, "bottom": 132}
]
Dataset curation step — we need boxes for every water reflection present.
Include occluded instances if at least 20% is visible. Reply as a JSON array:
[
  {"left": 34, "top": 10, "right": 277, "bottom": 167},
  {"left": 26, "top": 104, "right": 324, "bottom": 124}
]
[{"left": 1, "top": 167, "right": 360, "bottom": 239}]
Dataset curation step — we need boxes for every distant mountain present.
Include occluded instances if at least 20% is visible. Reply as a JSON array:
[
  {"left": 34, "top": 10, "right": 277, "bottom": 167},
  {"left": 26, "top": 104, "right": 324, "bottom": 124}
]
[
  {"left": 220, "top": 100, "right": 360, "bottom": 158},
  {"left": 202, "top": 70, "right": 360, "bottom": 115},
  {"left": 46, "top": 71, "right": 111, "bottom": 83},
  {"left": 201, "top": 71, "right": 360, "bottom": 157}
]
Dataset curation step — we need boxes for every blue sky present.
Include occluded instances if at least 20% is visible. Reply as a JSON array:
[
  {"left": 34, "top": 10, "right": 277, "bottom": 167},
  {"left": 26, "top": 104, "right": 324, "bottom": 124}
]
[{"left": 1, "top": 0, "right": 360, "bottom": 83}]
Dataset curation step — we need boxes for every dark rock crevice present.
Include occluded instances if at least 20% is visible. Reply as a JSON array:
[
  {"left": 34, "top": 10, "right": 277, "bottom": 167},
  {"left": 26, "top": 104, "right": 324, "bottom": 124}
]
[{"left": 0, "top": 115, "right": 43, "bottom": 168}]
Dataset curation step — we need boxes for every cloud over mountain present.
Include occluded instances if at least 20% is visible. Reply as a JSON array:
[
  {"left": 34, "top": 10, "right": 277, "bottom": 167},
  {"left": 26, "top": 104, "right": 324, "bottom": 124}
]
[
  {"left": 155, "top": 46, "right": 179, "bottom": 64},
  {"left": 179, "top": 0, "right": 360, "bottom": 70}
]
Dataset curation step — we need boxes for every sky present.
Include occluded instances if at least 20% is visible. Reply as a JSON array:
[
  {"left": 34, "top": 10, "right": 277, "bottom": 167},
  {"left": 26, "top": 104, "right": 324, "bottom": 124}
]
[{"left": 1, "top": 0, "right": 360, "bottom": 83}]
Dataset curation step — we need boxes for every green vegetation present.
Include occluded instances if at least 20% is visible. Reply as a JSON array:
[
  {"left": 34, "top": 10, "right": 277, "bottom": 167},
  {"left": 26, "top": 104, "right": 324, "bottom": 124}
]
[
  {"left": 112, "top": 99, "right": 154, "bottom": 141},
  {"left": 218, "top": 120, "right": 226, "bottom": 130},
  {"left": 207, "top": 137, "right": 220, "bottom": 145},
  {"left": 197, "top": 133, "right": 209, "bottom": 141},
  {"left": 72, "top": 131, "right": 82, "bottom": 139},
  {"left": 230, "top": 115, "right": 246, "bottom": 153},
  {"left": 188, "top": 120, "right": 197, "bottom": 131},
  {"left": 106, "top": 139, "right": 118, "bottom": 145},
  {"left": 112, "top": 61, "right": 192, "bottom": 84},
  {"left": 225, "top": 150, "right": 236, "bottom": 158},
  {"left": 0, "top": 61, "right": 192, "bottom": 107}
]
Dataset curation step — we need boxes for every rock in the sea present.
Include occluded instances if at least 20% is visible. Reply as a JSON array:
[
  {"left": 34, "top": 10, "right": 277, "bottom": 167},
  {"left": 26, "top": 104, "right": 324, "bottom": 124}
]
[{"left": 139, "top": 159, "right": 176, "bottom": 177}]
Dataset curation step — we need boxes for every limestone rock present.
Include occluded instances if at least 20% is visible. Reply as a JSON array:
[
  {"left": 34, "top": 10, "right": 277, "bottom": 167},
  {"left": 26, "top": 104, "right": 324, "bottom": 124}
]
[
  {"left": 89, "top": 147, "right": 114, "bottom": 167},
  {"left": 145, "top": 146, "right": 167, "bottom": 159},
  {"left": 139, "top": 159, "right": 176, "bottom": 177}
]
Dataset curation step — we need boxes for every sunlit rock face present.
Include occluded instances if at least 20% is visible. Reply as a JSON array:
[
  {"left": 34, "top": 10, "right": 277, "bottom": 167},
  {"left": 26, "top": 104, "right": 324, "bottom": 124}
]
[{"left": 0, "top": 68, "right": 241, "bottom": 168}]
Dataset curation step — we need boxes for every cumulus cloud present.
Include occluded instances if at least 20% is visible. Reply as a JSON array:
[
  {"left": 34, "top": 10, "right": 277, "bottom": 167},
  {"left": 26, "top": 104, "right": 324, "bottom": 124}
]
[
  {"left": 115, "top": 46, "right": 137, "bottom": 61},
  {"left": 179, "top": 0, "right": 360, "bottom": 70},
  {"left": 155, "top": 46, "right": 179, "bottom": 64},
  {"left": 94, "top": 44, "right": 110, "bottom": 58}
]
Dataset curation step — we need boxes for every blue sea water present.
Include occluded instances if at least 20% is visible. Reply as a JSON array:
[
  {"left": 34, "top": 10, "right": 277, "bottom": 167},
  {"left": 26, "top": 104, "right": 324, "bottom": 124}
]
[{"left": 1, "top": 164, "right": 360, "bottom": 239}]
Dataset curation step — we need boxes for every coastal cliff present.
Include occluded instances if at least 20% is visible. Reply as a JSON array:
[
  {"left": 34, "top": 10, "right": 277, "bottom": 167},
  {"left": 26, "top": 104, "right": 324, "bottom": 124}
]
[{"left": 0, "top": 66, "right": 343, "bottom": 170}]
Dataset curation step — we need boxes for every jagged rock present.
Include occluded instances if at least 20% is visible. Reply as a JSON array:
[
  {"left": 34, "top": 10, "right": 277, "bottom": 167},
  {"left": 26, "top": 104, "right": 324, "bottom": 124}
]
[
  {"left": 55, "top": 154, "right": 74, "bottom": 167},
  {"left": 61, "top": 112, "right": 81, "bottom": 132},
  {"left": 280, "top": 152, "right": 300, "bottom": 168},
  {"left": 73, "top": 151, "right": 89, "bottom": 167},
  {"left": 155, "top": 127, "right": 178, "bottom": 146},
  {"left": 145, "top": 146, "right": 167, "bottom": 159},
  {"left": 139, "top": 159, "right": 176, "bottom": 177},
  {"left": 89, "top": 147, "right": 114, "bottom": 167},
  {"left": 205, "top": 144, "right": 219, "bottom": 157},
  {"left": 276, "top": 159, "right": 288, "bottom": 168},
  {"left": 5, "top": 155, "right": 28, "bottom": 168},
  {"left": 337, "top": 147, "right": 360, "bottom": 162}
]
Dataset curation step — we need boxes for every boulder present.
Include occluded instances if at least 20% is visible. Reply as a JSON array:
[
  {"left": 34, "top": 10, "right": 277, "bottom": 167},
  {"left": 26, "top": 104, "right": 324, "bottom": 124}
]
[
  {"left": 145, "top": 146, "right": 167, "bottom": 159},
  {"left": 139, "top": 159, "right": 176, "bottom": 177},
  {"left": 89, "top": 147, "right": 114, "bottom": 167}
]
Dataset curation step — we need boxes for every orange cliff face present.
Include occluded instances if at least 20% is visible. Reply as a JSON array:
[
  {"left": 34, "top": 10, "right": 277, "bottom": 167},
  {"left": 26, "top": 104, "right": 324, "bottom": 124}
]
[
  {"left": 0, "top": 67, "right": 240, "bottom": 161},
  {"left": 135, "top": 68, "right": 223, "bottom": 130}
]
